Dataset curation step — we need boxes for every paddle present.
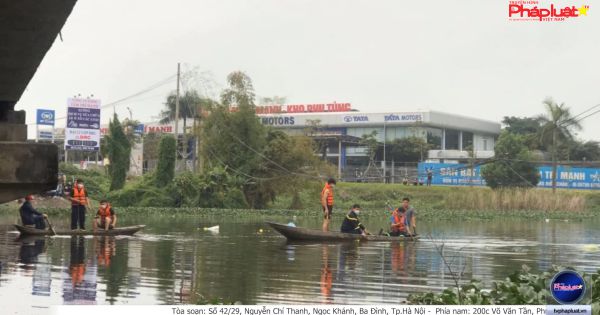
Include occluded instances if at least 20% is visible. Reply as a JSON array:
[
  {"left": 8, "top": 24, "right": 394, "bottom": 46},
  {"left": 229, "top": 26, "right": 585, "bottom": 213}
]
[{"left": 44, "top": 216, "right": 56, "bottom": 236}]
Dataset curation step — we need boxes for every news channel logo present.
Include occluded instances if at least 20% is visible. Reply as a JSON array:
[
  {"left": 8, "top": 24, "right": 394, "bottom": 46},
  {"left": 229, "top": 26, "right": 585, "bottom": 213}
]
[{"left": 550, "top": 270, "right": 586, "bottom": 304}]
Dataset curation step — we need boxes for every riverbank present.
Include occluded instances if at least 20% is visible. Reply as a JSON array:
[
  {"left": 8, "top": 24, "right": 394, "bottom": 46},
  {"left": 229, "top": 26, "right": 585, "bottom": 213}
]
[
  {"left": 1, "top": 183, "right": 599, "bottom": 221},
  {"left": 271, "top": 183, "right": 600, "bottom": 219}
]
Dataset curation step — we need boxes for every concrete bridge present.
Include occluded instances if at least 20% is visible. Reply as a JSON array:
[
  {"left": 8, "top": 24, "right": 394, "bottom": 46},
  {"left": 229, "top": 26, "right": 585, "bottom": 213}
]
[{"left": 0, "top": 0, "right": 77, "bottom": 203}]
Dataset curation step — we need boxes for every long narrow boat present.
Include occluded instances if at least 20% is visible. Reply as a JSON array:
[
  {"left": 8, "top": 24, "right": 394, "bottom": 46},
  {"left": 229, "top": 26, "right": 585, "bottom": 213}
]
[
  {"left": 14, "top": 224, "right": 145, "bottom": 236},
  {"left": 267, "top": 222, "right": 419, "bottom": 242}
]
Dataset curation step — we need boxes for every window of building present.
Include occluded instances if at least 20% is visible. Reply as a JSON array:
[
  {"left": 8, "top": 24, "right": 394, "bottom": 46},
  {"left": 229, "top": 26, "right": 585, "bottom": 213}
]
[
  {"left": 426, "top": 128, "right": 442, "bottom": 150},
  {"left": 483, "top": 139, "right": 488, "bottom": 151},
  {"left": 445, "top": 129, "right": 460, "bottom": 150},
  {"left": 462, "top": 131, "right": 473, "bottom": 151}
]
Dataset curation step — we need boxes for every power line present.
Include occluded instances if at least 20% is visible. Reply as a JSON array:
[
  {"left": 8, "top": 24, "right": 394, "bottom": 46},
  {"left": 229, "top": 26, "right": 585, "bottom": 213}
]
[
  {"left": 559, "top": 103, "right": 600, "bottom": 128},
  {"left": 47, "top": 74, "right": 177, "bottom": 123}
]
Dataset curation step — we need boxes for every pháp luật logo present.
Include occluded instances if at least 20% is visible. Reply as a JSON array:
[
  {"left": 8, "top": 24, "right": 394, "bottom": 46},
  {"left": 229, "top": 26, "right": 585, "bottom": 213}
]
[
  {"left": 508, "top": 1, "right": 590, "bottom": 22},
  {"left": 550, "top": 270, "right": 586, "bottom": 304}
]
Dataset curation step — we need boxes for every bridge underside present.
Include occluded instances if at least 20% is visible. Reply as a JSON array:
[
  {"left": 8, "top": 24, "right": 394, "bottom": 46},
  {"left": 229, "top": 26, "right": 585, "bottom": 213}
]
[{"left": 0, "top": 0, "right": 77, "bottom": 203}]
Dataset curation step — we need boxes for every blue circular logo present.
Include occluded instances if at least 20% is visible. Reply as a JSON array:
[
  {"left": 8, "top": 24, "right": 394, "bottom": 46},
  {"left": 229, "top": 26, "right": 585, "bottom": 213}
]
[
  {"left": 550, "top": 270, "right": 586, "bottom": 304},
  {"left": 343, "top": 116, "right": 352, "bottom": 123}
]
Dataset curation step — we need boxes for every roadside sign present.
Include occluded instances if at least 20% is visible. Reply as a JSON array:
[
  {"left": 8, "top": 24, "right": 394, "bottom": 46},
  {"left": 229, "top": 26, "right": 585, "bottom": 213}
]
[
  {"left": 65, "top": 98, "right": 101, "bottom": 151},
  {"left": 36, "top": 109, "right": 55, "bottom": 126}
]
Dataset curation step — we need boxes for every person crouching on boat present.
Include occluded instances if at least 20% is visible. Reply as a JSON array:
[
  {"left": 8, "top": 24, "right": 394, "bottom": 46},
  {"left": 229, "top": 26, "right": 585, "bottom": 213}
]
[
  {"left": 340, "top": 204, "right": 367, "bottom": 235},
  {"left": 19, "top": 195, "right": 47, "bottom": 230},
  {"left": 389, "top": 207, "right": 409, "bottom": 237},
  {"left": 95, "top": 200, "right": 117, "bottom": 231}
]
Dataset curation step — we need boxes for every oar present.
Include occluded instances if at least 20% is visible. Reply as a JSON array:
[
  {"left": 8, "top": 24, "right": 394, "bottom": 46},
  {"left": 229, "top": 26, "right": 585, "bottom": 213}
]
[{"left": 45, "top": 216, "right": 56, "bottom": 236}]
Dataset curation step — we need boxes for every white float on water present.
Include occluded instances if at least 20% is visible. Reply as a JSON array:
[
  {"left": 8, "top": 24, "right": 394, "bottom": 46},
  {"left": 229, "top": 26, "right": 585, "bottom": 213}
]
[{"left": 203, "top": 225, "right": 220, "bottom": 233}]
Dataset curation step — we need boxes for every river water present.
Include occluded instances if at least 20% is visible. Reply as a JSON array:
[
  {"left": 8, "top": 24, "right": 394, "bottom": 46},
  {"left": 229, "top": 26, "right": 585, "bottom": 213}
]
[{"left": 0, "top": 213, "right": 599, "bottom": 312}]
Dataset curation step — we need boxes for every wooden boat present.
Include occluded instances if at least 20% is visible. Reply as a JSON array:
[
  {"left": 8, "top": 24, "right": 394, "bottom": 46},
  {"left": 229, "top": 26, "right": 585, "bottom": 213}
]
[
  {"left": 267, "top": 222, "right": 419, "bottom": 242},
  {"left": 14, "top": 224, "right": 145, "bottom": 236}
]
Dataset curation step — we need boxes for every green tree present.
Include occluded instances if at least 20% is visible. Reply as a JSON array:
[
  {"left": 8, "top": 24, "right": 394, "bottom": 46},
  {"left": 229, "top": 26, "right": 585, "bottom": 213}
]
[
  {"left": 160, "top": 90, "right": 218, "bottom": 164},
  {"left": 203, "top": 71, "right": 266, "bottom": 175},
  {"left": 537, "top": 98, "right": 582, "bottom": 192},
  {"left": 105, "top": 114, "right": 131, "bottom": 191},
  {"left": 201, "top": 71, "right": 331, "bottom": 208},
  {"left": 569, "top": 140, "right": 600, "bottom": 161},
  {"left": 360, "top": 130, "right": 379, "bottom": 164},
  {"left": 481, "top": 132, "right": 539, "bottom": 189},
  {"left": 501, "top": 116, "right": 542, "bottom": 149},
  {"left": 160, "top": 90, "right": 205, "bottom": 132},
  {"left": 155, "top": 135, "right": 176, "bottom": 187},
  {"left": 502, "top": 116, "right": 542, "bottom": 135},
  {"left": 388, "top": 136, "right": 430, "bottom": 162}
]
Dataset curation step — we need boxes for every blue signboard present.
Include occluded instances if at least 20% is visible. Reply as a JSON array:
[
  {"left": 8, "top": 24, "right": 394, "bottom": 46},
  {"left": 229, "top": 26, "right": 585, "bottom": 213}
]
[
  {"left": 36, "top": 109, "right": 55, "bottom": 126},
  {"left": 134, "top": 124, "right": 144, "bottom": 135},
  {"left": 418, "top": 162, "right": 600, "bottom": 190}
]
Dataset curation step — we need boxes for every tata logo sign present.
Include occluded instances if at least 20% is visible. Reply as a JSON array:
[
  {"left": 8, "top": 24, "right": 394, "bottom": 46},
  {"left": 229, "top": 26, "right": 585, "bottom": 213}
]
[
  {"left": 261, "top": 116, "right": 295, "bottom": 126},
  {"left": 343, "top": 115, "right": 369, "bottom": 123},
  {"left": 384, "top": 114, "right": 422, "bottom": 122}
]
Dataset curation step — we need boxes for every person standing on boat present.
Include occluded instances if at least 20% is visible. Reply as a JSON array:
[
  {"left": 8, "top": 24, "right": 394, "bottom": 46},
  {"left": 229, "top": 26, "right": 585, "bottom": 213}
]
[
  {"left": 321, "top": 178, "right": 336, "bottom": 232},
  {"left": 19, "top": 195, "right": 47, "bottom": 230},
  {"left": 95, "top": 200, "right": 117, "bottom": 231},
  {"left": 68, "top": 179, "right": 90, "bottom": 231},
  {"left": 401, "top": 197, "right": 417, "bottom": 236},
  {"left": 340, "top": 204, "right": 367, "bottom": 235}
]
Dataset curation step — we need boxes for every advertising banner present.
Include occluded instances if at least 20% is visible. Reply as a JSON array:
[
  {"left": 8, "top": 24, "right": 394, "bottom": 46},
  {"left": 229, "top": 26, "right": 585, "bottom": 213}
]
[
  {"left": 65, "top": 98, "right": 101, "bottom": 151},
  {"left": 419, "top": 162, "right": 600, "bottom": 190},
  {"left": 36, "top": 109, "right": 55, "bottom": 126}
]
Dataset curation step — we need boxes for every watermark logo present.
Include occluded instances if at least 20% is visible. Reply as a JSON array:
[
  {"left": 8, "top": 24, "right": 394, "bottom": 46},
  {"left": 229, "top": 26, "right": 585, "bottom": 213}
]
[
  {"left": 550, "top": 270, "right": 586, "bottom": 304},
  {"left": 508, "top": 1, "right": 590, "bottom": 22}
]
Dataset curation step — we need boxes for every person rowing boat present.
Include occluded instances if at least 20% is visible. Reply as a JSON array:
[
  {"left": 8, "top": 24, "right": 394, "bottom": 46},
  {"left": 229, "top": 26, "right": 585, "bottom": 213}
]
[
  {"left": 340, "top": 204, "right": 369, "bottom": 236},
  {"left": 19, "top": 195, "right": 47, "bottom": 230}
]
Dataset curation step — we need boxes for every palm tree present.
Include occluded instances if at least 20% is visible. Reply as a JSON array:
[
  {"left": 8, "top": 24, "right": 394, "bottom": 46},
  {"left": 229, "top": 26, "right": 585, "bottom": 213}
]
[
  {"left": 537, "top": 98, "right": 582, "bottom": 192},
  {"left": 160, "top": 90, "right": 218, "bottom": 170}
]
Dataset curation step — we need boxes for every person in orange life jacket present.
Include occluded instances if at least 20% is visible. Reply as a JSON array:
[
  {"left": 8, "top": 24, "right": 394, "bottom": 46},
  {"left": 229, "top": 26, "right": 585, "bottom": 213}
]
[
  {"left": 68, "top": 179, "right": 90, "bottom": 231},
  {"left": 340, "top": 204, "right": 368, "bottom": 235},
  {"left": 95, "top": 200, "right": 117, "bottom": 231},
  {"left": 19, "top": 195, "right": 47, "bottom": 230},
  {"left": 321, "top": 178, "right": 336, "bottom": 232},
  {"left": 389, "top": 206, "right": 410, "bottom": 237}
]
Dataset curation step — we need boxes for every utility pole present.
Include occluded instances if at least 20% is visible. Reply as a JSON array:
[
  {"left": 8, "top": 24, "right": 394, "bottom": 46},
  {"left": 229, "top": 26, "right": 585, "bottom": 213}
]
[
  {"left": 174, "top": 63, "right": 181, "bottom": 172},
  {"left": 383, "top": 119, "right": 386, "bottom": 183},
  {"left": 551, "top": 127, "right": 557, "bottom": 193}
]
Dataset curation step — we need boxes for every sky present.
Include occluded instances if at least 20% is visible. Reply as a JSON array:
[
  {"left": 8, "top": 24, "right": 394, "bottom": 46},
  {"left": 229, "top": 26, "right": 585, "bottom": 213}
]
[{"left": 16, "top": 0, "right": 600, "bottom": 140}]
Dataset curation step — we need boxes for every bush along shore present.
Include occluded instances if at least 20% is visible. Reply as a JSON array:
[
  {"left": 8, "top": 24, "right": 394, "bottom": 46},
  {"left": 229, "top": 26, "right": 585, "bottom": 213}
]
[
  {"left": 407, "top": 265, "right": 599, "bottom": 313},
  {"left": 2, "top": 163, "right": 596, "bottom": 220}
]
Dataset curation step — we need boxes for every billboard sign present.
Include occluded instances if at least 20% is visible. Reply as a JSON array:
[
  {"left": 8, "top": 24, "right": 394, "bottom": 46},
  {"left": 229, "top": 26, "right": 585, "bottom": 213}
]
[
  {"left": 65, "top": 98, "right": 101, "bottom": 151},
  {"left": 38, "top": 130, "right": 53, "bottom": 140},
  {"left": 418, "top": 162, "right": 600, "bottom": 190},
  {"left": 134, "top": 124, "right": 145, "bottom": 135},
  {"left": 259, "top": 112, "right": 425, "bottom": 127},
  {"left": 36, "top": 109, "right": 55, "bottom": 126}
]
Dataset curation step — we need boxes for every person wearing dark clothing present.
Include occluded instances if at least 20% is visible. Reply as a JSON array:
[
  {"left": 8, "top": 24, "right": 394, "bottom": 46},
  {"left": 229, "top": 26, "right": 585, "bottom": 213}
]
[
  {"left": 426, "top": 169, "right": 433, "bottom": 186},
  {"left": 340, "top": 204, "right": 367, "bottom": 235},
  {"left": 68, "top": 179, "right": 90, "bottom": 230},
  {"left": 19, "top": 195, "right": 46, "bottom": 230}
]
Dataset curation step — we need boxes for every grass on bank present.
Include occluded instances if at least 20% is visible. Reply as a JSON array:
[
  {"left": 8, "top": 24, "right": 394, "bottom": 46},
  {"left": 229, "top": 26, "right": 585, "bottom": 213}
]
[
  {"left": 272, "top": 182, "right": 600, "bottom": 215},
  {"left": 1, "top": 178, "right": 598, "bottom": 220}
]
